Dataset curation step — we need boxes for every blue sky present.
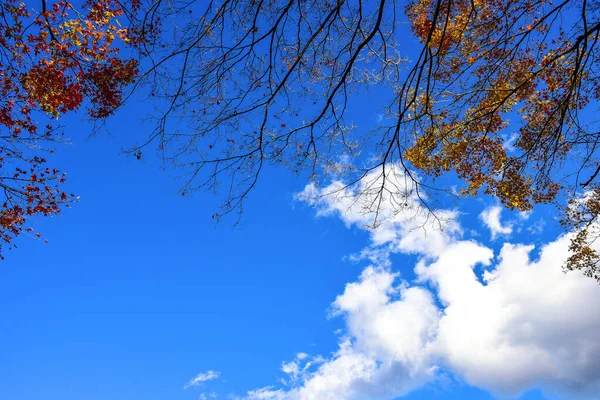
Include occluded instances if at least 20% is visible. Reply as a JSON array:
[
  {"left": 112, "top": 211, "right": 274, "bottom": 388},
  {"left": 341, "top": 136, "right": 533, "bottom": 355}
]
[
  {"left": 1, "top": 98, "right": 599, "bottom": 400},
  {"left": 2, "top": 1, "right": 600, "bottom": 396}
]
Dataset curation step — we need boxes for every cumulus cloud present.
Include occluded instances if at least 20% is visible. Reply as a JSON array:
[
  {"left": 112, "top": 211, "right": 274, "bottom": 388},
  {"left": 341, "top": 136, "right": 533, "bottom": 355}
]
[
  {"left": 242, "top": 267, "right": 439, "bottom": 400},
  {"left": 297, "top": 165, "right": 460, "bottom": 258},
  {"left": 234, "top": 166, "right": 600, "bottom": 400},
  {"left": 480, "top": 205, "right": 513, "bottom": 239},
  {"left": 184, "top": 370, "right": 220, "bottom": 389},
  {"left": 418, "top": 237, "right": 600, "bottom": 397}
]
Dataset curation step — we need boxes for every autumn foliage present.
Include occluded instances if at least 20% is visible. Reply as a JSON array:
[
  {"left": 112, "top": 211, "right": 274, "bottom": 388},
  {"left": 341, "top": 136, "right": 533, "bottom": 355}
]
[
  {"left": 4, "top": 0, "right": 600, "bottom": 282},
  {"left": 402, "top": 0, "right": 600, "bottom": 279},
  {"left": 404, "top": 0, "right": 590, "bottom": 211},
  {"left": 131, "top": 0, "right": 600, "bottom": 281},
  {"left": 0, "top": 0, "right": 141, "bottom": 256}
]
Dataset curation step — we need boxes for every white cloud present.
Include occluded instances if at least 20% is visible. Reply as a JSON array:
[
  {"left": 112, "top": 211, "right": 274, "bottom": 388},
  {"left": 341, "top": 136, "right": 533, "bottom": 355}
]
[
  {"left": 184, "top": 370, "right": 220, "bottom": 389},
  {"left": 527, "top": 218, "right": 546, "bottom": 235},
  {"left": 268, "top": 267, "right": 440, "bottom": 400},
  {"left": 480, "top": 205, "right": 513, "bottom": 239},
  {"left": 503, "top": 132, "right": 519, "bottom": 152},
  {"left": 418, "top": 237, "right": 600, "bottom": 397},
  {"left": 297, "top": 165, "right": 460, "bottom": 258},
  {"left": 235, "top": 166, "right": 600, "bottom": 400},
  {"left": 241, "top": 386, "right": 287, "bottom": 400}
]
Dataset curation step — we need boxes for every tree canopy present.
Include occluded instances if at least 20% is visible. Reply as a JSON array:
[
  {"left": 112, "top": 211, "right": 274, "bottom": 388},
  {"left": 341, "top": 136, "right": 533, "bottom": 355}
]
[
  {"left": 132, "top": 0, "right": 600, "bottom": 280},
  {"left": 4, "top": 0, "right": 600, "bottom": 281},
  {"left": 0, "top": 0, "right": 142, "bottom": 254}
]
